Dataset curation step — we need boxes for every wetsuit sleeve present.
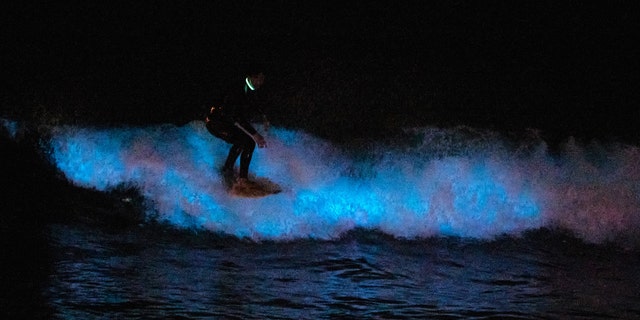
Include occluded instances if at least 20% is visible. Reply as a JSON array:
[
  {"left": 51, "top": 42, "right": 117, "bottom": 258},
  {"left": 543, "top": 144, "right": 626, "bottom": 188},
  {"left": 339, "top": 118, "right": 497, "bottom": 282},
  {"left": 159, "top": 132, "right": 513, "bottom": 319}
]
[
  {"left": 234, "top": 119, "right": 258, "bottom": 135},
  {"left": 223, "top": 86, "right": 258, "bottom": 135}
]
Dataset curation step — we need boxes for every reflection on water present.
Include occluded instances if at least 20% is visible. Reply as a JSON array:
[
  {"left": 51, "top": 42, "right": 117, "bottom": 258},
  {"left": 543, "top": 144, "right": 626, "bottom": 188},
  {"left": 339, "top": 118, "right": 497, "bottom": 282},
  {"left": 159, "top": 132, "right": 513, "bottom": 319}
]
[{"left": 44, "top": 224, "right": 640, "bottom": 319}]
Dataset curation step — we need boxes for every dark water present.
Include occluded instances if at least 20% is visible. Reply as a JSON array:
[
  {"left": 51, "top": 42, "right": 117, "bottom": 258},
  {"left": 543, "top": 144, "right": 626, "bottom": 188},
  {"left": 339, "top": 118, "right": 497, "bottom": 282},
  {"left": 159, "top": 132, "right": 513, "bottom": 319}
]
[{"left": 42, "top": 223, "right": 639, "bottom": 319}]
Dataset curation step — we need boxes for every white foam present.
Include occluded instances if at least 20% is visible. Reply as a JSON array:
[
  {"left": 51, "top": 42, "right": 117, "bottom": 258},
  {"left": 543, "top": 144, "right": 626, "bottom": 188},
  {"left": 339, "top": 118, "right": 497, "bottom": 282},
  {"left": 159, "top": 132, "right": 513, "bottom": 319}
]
[{"left": 43, "top": 121, "right": 640, "bottom": 243}]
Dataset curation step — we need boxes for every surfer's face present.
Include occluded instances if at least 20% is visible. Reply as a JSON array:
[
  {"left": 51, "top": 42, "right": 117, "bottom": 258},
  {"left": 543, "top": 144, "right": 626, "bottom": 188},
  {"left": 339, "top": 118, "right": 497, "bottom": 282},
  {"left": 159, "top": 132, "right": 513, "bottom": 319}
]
[{"left": 248, "top": 73, "right": 265, "bottom": 89}]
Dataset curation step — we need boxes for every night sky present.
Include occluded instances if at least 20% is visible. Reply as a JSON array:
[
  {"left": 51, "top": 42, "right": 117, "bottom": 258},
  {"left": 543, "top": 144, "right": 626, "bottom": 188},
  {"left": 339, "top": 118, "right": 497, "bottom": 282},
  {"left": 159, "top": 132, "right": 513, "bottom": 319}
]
[{"left": 2, "top": 1, "right": 638, "bottom": 143}]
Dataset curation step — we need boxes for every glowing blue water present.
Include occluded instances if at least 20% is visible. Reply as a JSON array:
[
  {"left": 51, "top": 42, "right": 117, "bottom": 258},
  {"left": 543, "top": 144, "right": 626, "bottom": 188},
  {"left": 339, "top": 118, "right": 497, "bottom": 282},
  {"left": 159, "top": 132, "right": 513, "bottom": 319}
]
[
  {"left": 34, "top": 121, "right": 640, "bottom": 242},
  {"left": 1, "top": 118, "right": 18, "bottom": 139}
]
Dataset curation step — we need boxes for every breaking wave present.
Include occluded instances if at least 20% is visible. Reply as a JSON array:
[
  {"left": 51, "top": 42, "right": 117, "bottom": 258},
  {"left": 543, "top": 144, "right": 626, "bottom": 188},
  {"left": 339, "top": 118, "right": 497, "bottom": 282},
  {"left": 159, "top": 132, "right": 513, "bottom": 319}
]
[{"left": 13, "top": 120, "right": 640, "bottom": 243}]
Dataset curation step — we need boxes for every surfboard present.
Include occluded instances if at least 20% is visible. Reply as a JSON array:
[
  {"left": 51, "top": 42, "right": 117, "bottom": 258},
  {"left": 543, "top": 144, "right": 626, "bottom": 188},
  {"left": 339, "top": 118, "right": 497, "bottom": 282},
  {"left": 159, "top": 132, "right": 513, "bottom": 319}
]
[
  {"left": 230, "top": 177, "right": 282, "bottom": 198},
  {"left": 222, "top": 170, "right": 281, "bottom": 198}
]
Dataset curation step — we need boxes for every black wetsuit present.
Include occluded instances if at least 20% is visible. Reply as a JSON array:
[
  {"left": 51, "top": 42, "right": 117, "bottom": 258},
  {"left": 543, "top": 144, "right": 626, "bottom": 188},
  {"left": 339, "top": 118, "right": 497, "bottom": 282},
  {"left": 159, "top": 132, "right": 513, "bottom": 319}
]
[{"left": 206, "top": 78, "right": 264, "bottom": 179}]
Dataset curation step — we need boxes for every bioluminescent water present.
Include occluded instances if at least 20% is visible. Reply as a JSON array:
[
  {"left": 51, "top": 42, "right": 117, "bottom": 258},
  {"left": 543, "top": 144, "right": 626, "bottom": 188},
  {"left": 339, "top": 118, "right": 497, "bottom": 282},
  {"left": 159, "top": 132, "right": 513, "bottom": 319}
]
[
  {"left": 1, "top": 118, "right": 19, "bottom": 139},
  {"left": 21, "top": 121, "right": 640, "bottom": 242}
]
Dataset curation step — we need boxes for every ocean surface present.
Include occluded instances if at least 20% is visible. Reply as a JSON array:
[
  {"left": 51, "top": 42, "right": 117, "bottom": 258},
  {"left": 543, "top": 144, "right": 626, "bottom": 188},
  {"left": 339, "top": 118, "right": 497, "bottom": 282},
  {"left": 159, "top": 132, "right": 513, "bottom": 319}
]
[
  {"left": 3, "top": 120, "right": 640, "bottom": 318},
  {"left": 42, "top": 224, "right": 639, "bottom": 319}
]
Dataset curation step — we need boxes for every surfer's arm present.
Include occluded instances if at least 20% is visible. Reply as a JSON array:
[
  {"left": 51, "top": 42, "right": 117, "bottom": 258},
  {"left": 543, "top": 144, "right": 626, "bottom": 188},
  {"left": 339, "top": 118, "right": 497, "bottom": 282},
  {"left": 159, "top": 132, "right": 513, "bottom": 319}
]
[
  {"left": 253, "top": 132, "right": 266, "bottom": 148},
  {"left": 235, "top": 119, "right": 257, "bottom": 135},
  {"left": 234, "top": 121, "right": 266, "bottom": 148}
]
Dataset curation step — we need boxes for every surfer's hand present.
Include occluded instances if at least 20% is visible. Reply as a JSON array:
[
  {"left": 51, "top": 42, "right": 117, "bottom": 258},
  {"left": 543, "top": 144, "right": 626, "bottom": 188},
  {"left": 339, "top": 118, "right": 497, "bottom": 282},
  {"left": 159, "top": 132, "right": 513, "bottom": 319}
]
[{"left": 254, "top": 133, "right": 267, "bottom": 148}]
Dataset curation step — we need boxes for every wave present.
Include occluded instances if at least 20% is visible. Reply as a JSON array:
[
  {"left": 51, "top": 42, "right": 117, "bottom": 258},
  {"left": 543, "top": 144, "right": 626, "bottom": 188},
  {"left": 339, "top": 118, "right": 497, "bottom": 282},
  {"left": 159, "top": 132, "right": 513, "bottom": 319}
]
[{"left": 12, "top": 120, "right": 640, "bottom": 243}]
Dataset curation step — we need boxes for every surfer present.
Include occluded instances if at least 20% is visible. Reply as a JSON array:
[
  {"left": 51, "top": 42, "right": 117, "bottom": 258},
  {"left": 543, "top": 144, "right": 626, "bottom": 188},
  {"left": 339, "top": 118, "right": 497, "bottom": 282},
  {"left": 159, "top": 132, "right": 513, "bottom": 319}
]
[{"left": 205, "top": 65, "right": 270, "bottom": 186}]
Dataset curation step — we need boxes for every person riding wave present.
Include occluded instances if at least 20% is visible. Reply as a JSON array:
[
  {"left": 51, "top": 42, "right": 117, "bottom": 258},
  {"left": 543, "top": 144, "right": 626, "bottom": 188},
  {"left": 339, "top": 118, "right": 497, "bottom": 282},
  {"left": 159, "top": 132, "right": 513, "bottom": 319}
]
[{"left": 205, "top": 65, "right": 269, "bottom": 186}]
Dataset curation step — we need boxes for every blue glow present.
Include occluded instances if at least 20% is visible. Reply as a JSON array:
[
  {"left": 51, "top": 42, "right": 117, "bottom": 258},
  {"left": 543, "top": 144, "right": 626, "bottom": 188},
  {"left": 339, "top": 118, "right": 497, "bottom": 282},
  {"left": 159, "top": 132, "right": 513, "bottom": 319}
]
[
  {"left": 37, "top": 121, "right": 640, "bottom": 243},
  {"left": 1, "top": 118, "right": 19, "bottom": 139}
]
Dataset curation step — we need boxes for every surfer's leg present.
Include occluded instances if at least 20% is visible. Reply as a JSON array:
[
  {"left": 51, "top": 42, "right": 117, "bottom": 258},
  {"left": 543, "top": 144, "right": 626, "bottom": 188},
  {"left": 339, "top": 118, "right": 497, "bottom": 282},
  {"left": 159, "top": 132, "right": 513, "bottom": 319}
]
[
  {"left": 216, "top": 125, "right": 246, "bottom": 173},
  {"left": 238, "top": 136, "right": 256, "bottom": 179},
  {"left": 223, "top": 144, "right": 243, "bottom": 171}
]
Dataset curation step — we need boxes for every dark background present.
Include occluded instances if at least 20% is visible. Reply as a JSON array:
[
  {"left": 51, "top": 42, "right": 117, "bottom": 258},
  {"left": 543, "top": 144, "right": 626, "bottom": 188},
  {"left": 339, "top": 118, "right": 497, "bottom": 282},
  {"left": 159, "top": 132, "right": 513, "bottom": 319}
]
[{"left": 1, "top": 1, "right": 639, "bottom": 144}]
